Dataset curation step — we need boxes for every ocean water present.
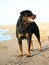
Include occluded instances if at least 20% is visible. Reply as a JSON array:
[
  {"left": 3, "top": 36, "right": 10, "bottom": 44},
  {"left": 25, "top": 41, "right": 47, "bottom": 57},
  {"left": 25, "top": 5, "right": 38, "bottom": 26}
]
[{"left": 0, "top": 29, "right": 13, "bottom": 42}]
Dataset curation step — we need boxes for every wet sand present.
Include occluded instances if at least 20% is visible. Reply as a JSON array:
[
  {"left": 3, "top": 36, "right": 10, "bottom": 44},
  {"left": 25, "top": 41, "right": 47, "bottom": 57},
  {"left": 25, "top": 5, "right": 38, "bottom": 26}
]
[{"left": 0, "top": 23, "right": 49, "bottom": 65}]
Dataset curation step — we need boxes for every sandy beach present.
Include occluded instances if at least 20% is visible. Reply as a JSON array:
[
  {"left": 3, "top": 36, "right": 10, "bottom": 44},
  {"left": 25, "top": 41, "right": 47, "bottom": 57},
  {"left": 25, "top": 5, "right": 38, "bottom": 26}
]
[{"left": 0, "top": 23, "right": 49, "bottom": 65}]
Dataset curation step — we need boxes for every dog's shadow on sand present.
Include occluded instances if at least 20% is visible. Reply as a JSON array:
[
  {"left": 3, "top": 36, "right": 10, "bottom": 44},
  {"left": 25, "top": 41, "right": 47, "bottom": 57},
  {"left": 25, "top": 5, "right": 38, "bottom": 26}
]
[
  {"left": 30, "top": 46, "right": 49, "bottom": 57},
  {"left": 17, "top": 46, "right": 49, "bottom": 57}
]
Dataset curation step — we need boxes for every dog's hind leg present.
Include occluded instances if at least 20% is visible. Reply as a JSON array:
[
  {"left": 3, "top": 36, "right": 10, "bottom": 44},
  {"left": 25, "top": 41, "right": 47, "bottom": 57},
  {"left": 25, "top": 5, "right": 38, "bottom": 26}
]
[
  {"left": 37, "top": 41, "right": 42, "bottom": 51},
  {"left": 18, "top": 39, "right": 23, "bottom": 56},
  {"left": 34, "top": 28, "right": 42, "bottom": 51},
  {"left": 30, "top": 41, "right": 33, "bottom": 51}
]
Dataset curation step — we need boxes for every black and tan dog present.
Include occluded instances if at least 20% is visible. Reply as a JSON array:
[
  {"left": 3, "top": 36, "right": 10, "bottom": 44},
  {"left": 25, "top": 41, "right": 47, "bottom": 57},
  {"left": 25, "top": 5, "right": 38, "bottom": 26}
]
[{"left": 16, "top": 10, "right": 42, "bottom": 57}]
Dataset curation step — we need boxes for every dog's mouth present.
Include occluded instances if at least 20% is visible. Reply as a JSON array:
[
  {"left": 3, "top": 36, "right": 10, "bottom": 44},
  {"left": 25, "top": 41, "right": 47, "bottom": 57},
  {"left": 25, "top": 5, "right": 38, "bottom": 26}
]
[
  {"left": 23, "top": 15, "right": 36, "bottom": 27},
  {"left": 28, "top": 19, "right": 34, "bottom": 22},
  {"left": 26, "top": 15, "right": 36, "bottom": 20},
  {"left": 24, "top": 15, "right": 36, "bottom": 23}
]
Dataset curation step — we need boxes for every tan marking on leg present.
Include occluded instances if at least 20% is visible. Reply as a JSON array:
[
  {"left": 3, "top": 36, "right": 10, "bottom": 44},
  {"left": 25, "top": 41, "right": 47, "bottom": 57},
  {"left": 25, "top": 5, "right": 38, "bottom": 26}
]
[
  {"left": 26, "top": 49, "right": 30, "bottom": 57},
  {"left": 30, "top": 41, "right": 33, "bottom": 51},
  {"left": 25, "top": 33, "right": 30, "bottom": 38},
  {"left": 37, "top": 41, "right": 42, "bottom": 51},
  {"left": 19, "top": 43, "right": 23, "bottom": 56},
  {"left": 35, "top": 37, "right": 42, "bottom": 51},
  {"left": 18, "top": 34, "right": 23, "bottom": 39}
]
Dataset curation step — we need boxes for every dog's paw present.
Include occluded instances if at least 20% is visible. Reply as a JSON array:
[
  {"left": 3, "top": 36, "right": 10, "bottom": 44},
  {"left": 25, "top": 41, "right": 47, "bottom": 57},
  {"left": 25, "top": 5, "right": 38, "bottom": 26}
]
[
  {"left": 17, "top": 54, "right": 23, "bottom": 57},
  {"left": 39, "top": 48, "right": 42, "bottom": 51},
  {"left": 26, "top": 55, "right": 31, "bottom": 57}
]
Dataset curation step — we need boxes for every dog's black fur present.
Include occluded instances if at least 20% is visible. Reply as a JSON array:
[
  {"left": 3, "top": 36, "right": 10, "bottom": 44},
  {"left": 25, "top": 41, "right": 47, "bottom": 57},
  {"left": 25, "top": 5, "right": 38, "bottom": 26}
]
[
  {"left": 16, "top": 10, "right": 42, "bottom": 56},
  {"left": 16, "top": 10, "right": 36, "bottom": 39},
  {"left": 26, "top": 22, "right": 40, "bottom": 42}
]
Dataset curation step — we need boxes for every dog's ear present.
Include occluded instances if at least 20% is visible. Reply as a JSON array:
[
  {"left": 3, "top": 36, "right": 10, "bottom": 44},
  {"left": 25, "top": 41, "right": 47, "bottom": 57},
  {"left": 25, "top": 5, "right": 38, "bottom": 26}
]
[
  {"left": 20, "top": 11, "right": 26, "bottom": 16},
  {"left": 20, "top": 11, "right": 24, "bottom": 15}
]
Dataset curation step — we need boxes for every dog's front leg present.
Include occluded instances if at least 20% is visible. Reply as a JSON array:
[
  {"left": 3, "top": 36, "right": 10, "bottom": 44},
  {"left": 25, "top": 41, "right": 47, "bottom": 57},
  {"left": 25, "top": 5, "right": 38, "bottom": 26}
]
[
  {"left": 18, "top": 39, "right": 23, "bottom": 56},
  {"left": 27, "top": 37, "right": 31, "bottom": 57}
]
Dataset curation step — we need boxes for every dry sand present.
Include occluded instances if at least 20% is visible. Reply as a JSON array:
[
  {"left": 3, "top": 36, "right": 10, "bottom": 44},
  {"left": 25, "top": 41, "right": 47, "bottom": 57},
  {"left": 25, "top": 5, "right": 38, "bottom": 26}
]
[{"left": 0, "top": 23, "right": 49, "bottom": 65}]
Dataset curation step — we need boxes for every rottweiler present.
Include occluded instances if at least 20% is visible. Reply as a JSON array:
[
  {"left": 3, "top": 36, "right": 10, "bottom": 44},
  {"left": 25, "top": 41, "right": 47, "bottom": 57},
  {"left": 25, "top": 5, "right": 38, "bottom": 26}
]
[{"left": 16, "top": 10, "right": 42, "bottom": 57}]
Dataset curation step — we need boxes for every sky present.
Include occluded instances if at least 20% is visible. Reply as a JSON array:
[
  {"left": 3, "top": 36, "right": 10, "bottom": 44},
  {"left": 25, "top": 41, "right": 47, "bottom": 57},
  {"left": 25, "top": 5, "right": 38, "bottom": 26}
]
[{"left": 0, "top": 0, "right": 49, "bottom": 25}]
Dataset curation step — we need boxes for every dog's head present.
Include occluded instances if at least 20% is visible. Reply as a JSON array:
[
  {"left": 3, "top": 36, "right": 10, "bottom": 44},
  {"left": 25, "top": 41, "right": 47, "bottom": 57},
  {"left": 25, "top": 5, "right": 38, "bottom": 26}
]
[{"left": 20, "top": 10, "right": 36, "bottom": 26}]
